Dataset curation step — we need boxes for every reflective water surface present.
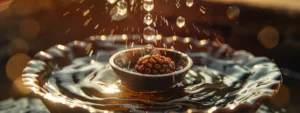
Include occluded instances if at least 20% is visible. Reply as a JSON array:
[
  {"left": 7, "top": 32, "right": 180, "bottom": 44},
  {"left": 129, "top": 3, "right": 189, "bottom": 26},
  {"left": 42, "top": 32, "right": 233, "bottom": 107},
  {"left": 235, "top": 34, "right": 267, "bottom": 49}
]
[{"left": 22, "top": 35, "right": 281, "bottom": 113}]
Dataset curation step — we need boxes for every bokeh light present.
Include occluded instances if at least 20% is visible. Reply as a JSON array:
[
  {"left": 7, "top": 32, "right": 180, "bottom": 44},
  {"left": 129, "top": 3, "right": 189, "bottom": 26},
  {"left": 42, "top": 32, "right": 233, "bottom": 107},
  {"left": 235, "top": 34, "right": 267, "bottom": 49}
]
[
  {"left": 6, "top": 53, "right": 31, "bottom": 81},
  {"left": 19, "top": 18, "right": 40, "bottom": 39},
  {"left": 11, "top": 76, "right": 32, "bottom": 95},
  {"left": 101, "top": 35, "right": 107, "bottom": 41},
  {"left": 156, "top": 34, "right": 162, "bottom": 40},
  {"left": 270, "top": 84, "right": 290, "bottom": 108},
  {"left": 226, "top": 5, "right": 240, "bottom": 20},
  {"left": 8, "top": 38, "right": 29, "bottom": 55},
  {"left": 257, "top": 26, "right": 279, "bottom": 49},
  {"left": 122, "top": 34, "right": 127, "bottom": 40}
]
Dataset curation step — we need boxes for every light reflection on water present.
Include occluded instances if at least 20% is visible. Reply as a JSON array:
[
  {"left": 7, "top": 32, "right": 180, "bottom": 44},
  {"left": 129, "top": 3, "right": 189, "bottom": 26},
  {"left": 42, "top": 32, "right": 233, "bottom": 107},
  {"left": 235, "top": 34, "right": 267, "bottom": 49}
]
[{"left": 22, "top": 35, "right": 281, "bottom": 112}]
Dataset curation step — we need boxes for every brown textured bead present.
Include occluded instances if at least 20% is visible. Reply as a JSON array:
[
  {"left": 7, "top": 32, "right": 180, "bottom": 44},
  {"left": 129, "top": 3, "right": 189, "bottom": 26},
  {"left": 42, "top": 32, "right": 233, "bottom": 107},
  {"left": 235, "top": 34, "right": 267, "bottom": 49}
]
[
  {"left": 159, "top": 69, "right": 164, "bottom": 73},
  {"left": 154, "top": 64, "right": 161, "bottom": 69},
  {"left": 135, "top": 54, "right": 175, "bottom": 74},
  {"left": 145, "top": 68, "right": 151, "bottom": 74},
  {"left": 149, "top": 58, "right": 156, "bottom": 63},
  {"left": 146, "top": 63, "right": 153, "bottom": 68}
]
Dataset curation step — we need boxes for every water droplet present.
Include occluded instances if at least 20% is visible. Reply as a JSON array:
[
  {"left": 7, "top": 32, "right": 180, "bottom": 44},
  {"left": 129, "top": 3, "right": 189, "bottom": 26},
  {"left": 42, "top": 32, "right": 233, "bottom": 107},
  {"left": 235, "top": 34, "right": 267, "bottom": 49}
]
[
  {"left": 107, "top": 0, "right": 117, "bottom": 4},
  {"left": 227, "top": 6, "right": 240, "bottom": 20},
  {"left": 143, "top": 13, "right": 153, "bottom": 25},
  {"left": 110, "top": 1, "right": 128, "bottom": 21},
  {"left": 94, "top": 24, "right": 99, "bottom": 29},
  {"left": 83, "top": 9, "right": 90, "bottom": 16},
  {"left": 175, "top": 1, "right": 181, "bottom": 9},
  {"left": 143, "top": 26, "right": 156, "bottom": 40},
  {"left": 199, "top": 6, "right": 206, "bottom": 14},
  {"left": 143, "top": 0, "right": 154, "bottom": 11},
  {"left": 63, "top": 12, "right": 69, "bottom": 16},
  {"left": 176, "top": 16, "right": 185, "bottom": 28},
  {"left": 186, "top": 0, "right": 193, "bottom": 7},
  {"left": 83, "top": 18, "right": 92, "bottom": 27},
  {"left": 117, "top": 0, "right": 128, "bottom": 16}
]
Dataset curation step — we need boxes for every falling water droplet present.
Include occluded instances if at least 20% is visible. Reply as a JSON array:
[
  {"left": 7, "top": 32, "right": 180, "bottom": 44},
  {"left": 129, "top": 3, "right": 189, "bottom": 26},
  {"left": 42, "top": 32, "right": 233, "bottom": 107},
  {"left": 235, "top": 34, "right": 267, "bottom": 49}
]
[
  {"left": 143, "top": 26, "right": 156, "bottom": 40},
  {"left": 130, "top": 0, "right": 135, "bottom": 5},
  {"left": 110, "top": 1, "right": 128, "bottom": 21},
  {"left": 83, "top": 9, "right": 90, "bottom": 16},
  {"left": 227, "top": 5, "right": 240, "bottom": 20},
  {"left": 122, "top": 34, "right": 128, "bottom": 40},
  {"left": 117, "top": 0, "right": 128, "bottom": 16},
  {"left": 143, "top": 13, "right": 153, "bottom": 25},
  {"left": 143, "top": 0, "right": 154, "bottom": 11},
  {"left": 176, "top": 16, "right": 185, "bottom": 28},
  {"left": 63, "top": 12, "right": 69, "bottom": 16},
  {"left": 199, "top": 6, "right": 206, "bottom": 14},
  {"left": 94, "top": 24, "right": 99, "bottom": 29},
  {"left": 175, "top": 1, "right": 181, "bottom": 9},
  {"left": 83, "top": 18, "right": 92, "bottom": 26},
  {"left": 186, "top": 0, "right": 193, "bottom": 7},
  {"left": 107, "top": 0, "right": 117, "bottom": 4}
]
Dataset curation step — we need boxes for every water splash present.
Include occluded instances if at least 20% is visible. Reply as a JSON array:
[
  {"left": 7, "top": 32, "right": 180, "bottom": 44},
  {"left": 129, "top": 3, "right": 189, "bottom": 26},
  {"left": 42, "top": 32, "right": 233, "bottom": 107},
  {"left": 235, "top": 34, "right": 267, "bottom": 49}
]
[
  {"left": 199, "top": 6, "right": 206, "bottom": 14},
  {"left": 83, "top": 18, "right": 92, "bottom": 27},
  {"left": 83, "top": 9, "right": 90, "bottom": 16}
]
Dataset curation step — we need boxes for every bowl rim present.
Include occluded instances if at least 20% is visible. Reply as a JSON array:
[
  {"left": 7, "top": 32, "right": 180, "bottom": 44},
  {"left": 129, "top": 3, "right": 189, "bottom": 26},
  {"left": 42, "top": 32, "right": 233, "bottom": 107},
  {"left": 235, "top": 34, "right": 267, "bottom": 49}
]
[{"left": 109, "top": 47, "right": 193, "bottom": 77}]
